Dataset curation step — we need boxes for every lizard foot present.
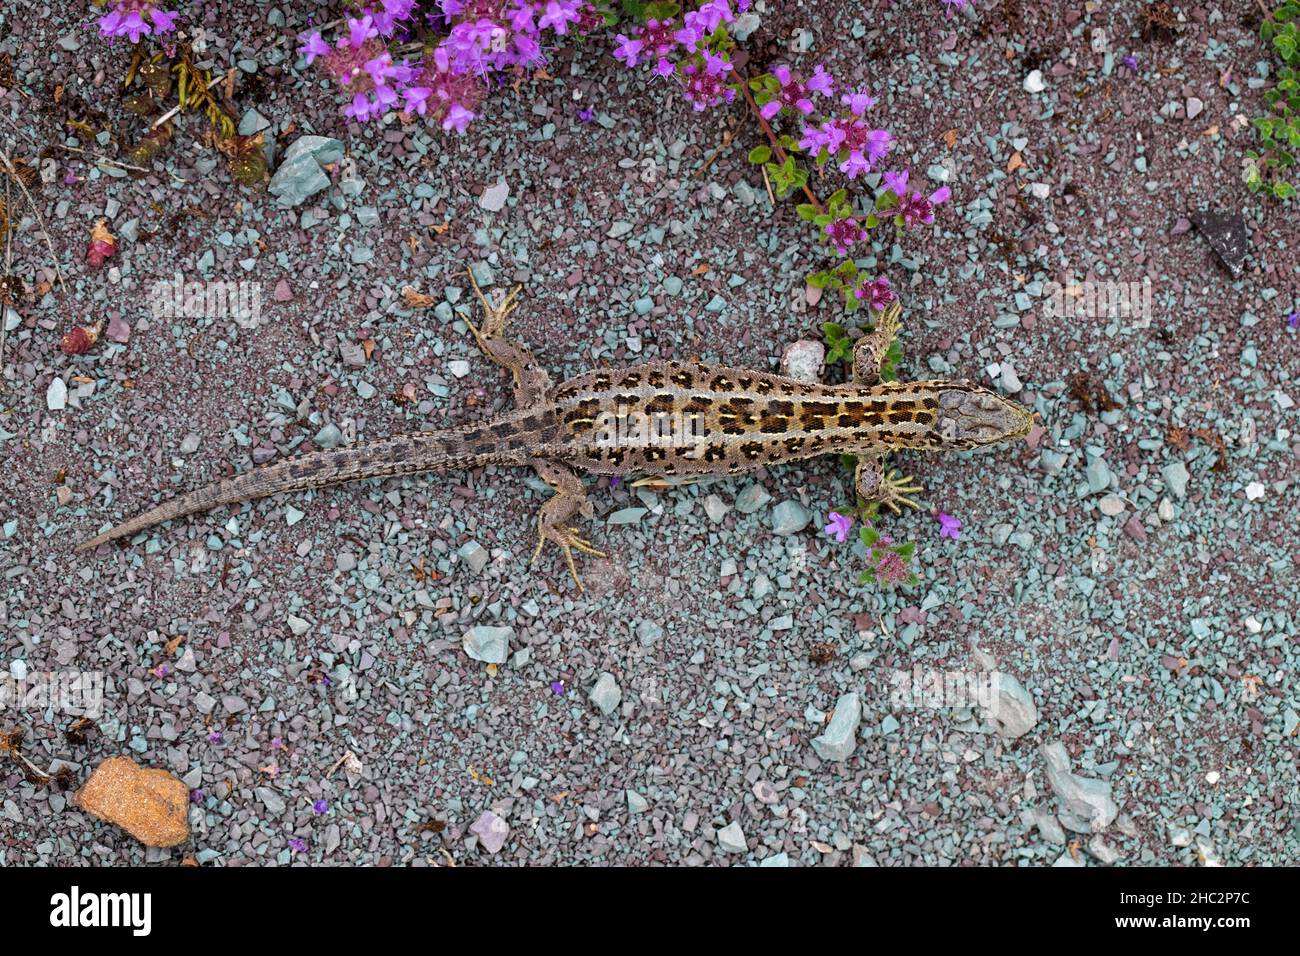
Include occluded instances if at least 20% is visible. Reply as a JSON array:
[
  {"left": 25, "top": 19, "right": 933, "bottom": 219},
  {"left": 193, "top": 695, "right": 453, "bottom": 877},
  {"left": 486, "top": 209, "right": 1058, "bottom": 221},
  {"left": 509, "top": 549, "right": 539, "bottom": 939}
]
[
  {"left": 876, "top": 470, "right": 924, "bottom": 514},
  {"left": 464, "top": 268, "right": 522, "bottom": 345},
  {"left": 530, "top": 523, "right": 607, "bottom": 592}
]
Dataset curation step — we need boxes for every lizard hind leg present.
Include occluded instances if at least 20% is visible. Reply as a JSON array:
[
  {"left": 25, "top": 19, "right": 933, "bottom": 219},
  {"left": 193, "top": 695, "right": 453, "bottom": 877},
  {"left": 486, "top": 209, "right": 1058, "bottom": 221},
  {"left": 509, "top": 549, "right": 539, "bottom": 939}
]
[
  {"left": 528, "top": 459, "right": 606, "bottom": 592},
  {"left": 852, "top": 299, "right": 903, "bottom": 385},
  {"left": 464, "top": 269, "right": 553, "bottom": 406},
  {"left": 854, "top": 451, "right": 924, "bottom": 515}
]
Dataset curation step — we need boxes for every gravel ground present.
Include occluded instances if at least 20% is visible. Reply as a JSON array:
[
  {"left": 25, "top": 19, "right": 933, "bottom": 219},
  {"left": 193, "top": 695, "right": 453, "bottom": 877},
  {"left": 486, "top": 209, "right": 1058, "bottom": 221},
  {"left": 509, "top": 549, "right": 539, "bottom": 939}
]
[{"left": 0, "top": 1, "right": 1297, "bottom": 866}]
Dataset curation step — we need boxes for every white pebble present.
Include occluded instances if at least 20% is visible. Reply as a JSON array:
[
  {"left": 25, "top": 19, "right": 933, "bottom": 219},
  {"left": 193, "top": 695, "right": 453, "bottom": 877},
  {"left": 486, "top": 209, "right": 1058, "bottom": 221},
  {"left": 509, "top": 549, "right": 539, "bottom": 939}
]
[
  {"left": 1205, "top": 771, "right": 1220, "bottom": 785},
  {"left": 46, "top": 377, "right": 67, "bottom": 411},
  {"left": 1024, "top": 70, "right": 1046, "bottom": 94},
  {"left": 1245, "top": 481, "right": 1265, "bottom": 501}
]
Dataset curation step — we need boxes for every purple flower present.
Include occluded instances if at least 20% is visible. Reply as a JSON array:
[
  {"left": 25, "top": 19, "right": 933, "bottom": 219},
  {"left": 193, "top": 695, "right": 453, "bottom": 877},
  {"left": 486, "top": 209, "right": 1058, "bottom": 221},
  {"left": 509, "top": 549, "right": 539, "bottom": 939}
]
[
  {"left": 653, "top": 57, "right": 676, "bottom": 79},
  {"left": 840, "top": 88, "right": 876, "bottom": 115},
  {"left": 313, "top": 799, "right": 329, "bottom": 814},
  {"left": 613, "top": 34, "right": 643, "bottom": 68},
  {"left": 539, "top": 0, "right": 580, "bottom": 34},
  {"left": 121, "top": 11, "right": 150, "bottom": 42},
  {"left": 1123, "top": 54, "right": 1138, "bottom": 71},
  {"left": 942, "top": 0, "right": 969, "bottom": 17},
  {"left": 701, "top": 49, "right": 732, "bottom": 76},
  {"left": 936, "top": 512, "right": 961, "bottom": 540},
  {"left": 675, "top": 24, "right": 704, "bottom": 52},
  {"left": 882, "top": 168, "right": 909, "bottom": 197},
  {"left": 798, "top": 123, "right": 832, "bottom": 153},
  {"left": 298, "top": 31, "right": 330, "bottom": 65},
  {"left": 289, "top": 838, "right": 308, "bottom": 853},
  {"left": 577, "top": 105, "right": 596, "bottom": 122},
  {"left": 190, "top": 789, "right": 205, "bottom": 804},
  {"left": 862, "top": 128, "right": 893, "bottom": 166},
  {"left": 345, "top": 92, "right": 378, "bottom": 122},
  {"left": 207, "top": 729, "right": 224, "bottom": 744},
  {"left": 508, "top": 2, "right": 537, "bottom": 32},
  {"left": 404, "top": 85, "right": 433, "bottom": 115},
  {"left": 442, "top": 102, "right": 475, "bottom": 133},
  {"left": 855, "top": 275, "right": 897, "bottom": 310},
  {"left": 682, "top": 59, "right": 735, "bottom": 110},
  {"left": 824, "top": 217, "right": 866, "bottom": 254},
  {"left": 613, "top": 33, "right": 644, "bottom": 67},
  {"left": 550, "top": 680, "right": 566, "bottom": 695},
  {"left": 1288, "top": 311, "right": 1299, "bottom": 329},
  {"left": 272, "top": 737, "right": 283, "bottom": 750},
  {"left": 609, "top": 476, "right": 623, "bottom": 488},
  {"left": 840, "top": 151, "right": 871, "bottom": 178},
  {"left": 807, "top": 64, "right": 834, "bottom": 97},
  {"left": 347, "top": 15, "right": 378, "bottom": 48},
  {"left": 823, "top": 511, "right": 853, "bottom": 543},
  {"left": 149, "top": 8, "right": 178, "bottom": 33},
  {"left": 762, "top": 66, "right": 814, "bottom": 119},
  {"left": 514, "top": 34, "right": 546, "bottom": 67},
  {"left": 899, "top": 186, "right": 951, "bottom": 226}
]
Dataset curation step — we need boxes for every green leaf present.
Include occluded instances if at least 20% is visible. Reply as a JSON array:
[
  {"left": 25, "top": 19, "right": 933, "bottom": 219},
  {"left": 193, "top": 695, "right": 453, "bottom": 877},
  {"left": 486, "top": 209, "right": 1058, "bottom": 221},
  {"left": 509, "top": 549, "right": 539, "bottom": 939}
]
[
  {"left": 747, "top": 145, "right": 771, "bottom": 164},
  {"left": 795, "top": 203, "right": 818, "bottom": 221},
  {"left": 1273, "top": 180, "right": 1298, "bottom": 199},
  {"left": 895, "top": 542, "right": 916, "bottom": 560},
  {"left": 860, "top": 527, "right": 880, "bottom": 547}
]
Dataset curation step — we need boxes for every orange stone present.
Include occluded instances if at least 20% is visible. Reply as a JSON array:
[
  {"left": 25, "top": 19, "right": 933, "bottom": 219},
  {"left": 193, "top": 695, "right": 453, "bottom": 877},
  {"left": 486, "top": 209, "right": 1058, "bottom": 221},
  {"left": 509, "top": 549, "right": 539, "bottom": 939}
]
[{"left": 74, "top": 756, "right": 190, "bottom": 848}]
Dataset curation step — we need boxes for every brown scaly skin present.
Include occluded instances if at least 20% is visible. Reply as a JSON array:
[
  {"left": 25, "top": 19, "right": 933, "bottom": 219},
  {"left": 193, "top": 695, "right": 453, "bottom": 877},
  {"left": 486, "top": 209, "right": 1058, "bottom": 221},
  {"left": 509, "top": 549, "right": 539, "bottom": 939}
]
[{"left": 78, "top": 281, "right": 1034, "bottom": 590}]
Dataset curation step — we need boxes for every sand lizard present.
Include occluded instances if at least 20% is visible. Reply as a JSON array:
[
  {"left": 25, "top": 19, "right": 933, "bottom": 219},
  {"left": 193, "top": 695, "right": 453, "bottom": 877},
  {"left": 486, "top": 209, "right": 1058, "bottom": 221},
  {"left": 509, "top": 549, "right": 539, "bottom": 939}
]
[{"left": 78, "top": 277, "right": 1034, "bottom": 589}]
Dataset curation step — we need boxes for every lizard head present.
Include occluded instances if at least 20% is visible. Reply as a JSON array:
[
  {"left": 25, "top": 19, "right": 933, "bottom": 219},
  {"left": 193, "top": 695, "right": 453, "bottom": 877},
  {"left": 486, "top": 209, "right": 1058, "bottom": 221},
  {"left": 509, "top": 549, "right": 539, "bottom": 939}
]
[{"left": 931, "top": 382, "right": 1035, "bottom": 449}]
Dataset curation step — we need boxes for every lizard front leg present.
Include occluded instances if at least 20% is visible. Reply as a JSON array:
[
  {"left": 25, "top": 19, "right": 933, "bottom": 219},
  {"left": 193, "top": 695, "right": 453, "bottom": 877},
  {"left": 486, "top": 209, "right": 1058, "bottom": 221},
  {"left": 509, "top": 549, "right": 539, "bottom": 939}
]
[
  {"left": 464, "top": 269, "right": 553, "bottom": 407},
  {"left": 854, "top": 450, "right": 924, "bottom": 514},
  {"left": 529, "top": 459, "right": 606, "bottom": 592},
  {"left": 852, "top": 299, "right": 903, "bottom": 385}
]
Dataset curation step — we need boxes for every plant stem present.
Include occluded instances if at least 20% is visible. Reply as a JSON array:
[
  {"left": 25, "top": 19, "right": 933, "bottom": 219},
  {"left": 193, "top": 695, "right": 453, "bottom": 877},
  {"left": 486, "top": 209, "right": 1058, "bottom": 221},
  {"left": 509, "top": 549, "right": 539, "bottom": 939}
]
[{"left": 737, "top": 69, "right": 825, "bottom": 214}]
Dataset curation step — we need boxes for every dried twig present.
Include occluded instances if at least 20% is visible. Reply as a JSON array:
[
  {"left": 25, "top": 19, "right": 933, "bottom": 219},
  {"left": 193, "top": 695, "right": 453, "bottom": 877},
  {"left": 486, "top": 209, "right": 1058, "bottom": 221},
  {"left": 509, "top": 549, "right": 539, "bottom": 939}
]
[
  {"left": 0, "top": 148, "right": 68, "bottom": 301},
  {"left": 1, "top": 168, "right": 12, "bottom": 380}
]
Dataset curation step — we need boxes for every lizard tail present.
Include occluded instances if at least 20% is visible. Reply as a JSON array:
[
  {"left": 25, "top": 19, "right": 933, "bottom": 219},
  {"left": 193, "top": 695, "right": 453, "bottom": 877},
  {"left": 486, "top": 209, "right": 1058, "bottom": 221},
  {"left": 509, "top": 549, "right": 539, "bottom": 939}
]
[{"left": 76, "top": 421, "right": 532, "bottom": 553}]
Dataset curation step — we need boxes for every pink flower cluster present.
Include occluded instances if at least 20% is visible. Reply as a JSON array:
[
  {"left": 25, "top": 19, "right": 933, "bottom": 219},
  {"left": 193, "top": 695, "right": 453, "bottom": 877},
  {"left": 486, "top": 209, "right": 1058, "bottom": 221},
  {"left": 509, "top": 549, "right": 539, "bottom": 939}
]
[
  {"left": 96, "top": 1, "right": 178, "bottom": 43},
  {"left": 612, "top": 1, "right": 750, "bottom": 111},
  {"left": 760, "top": 65, "right": 892, "bottom": 180},
  {"left": 299, "top": 1, "right": 603, "bottom": 133}
]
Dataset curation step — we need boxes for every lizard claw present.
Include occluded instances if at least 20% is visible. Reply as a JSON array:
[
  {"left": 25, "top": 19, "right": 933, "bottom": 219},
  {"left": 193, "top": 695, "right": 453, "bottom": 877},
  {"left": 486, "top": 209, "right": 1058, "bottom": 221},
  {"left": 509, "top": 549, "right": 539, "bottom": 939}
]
[
  {"left": 530, "top": 524, "right": 607, "bottom": 592},
  {"left": 465, "top": 269, "right": 521, "bottom": 341},
  {"left": 879, "top": 470, "right": 924, "bottom": 514}
]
